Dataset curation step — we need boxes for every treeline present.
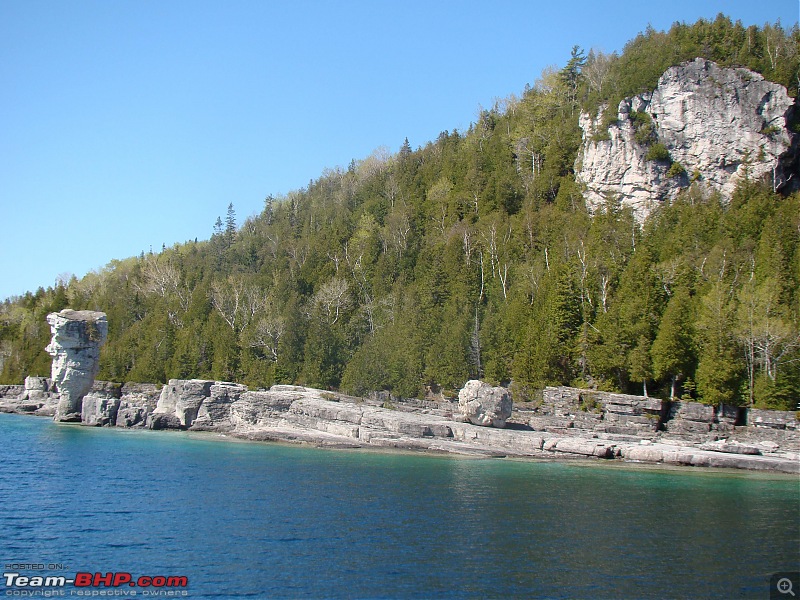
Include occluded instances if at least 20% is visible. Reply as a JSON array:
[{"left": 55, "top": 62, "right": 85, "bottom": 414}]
[{"left": 1, "top": 16, "right": 798, "bottom": 409}]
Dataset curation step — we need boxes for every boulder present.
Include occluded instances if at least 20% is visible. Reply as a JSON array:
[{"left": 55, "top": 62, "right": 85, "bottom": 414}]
[
  {"left": 23, "top": 376, "right": 51, "bottom": 397},
  {"left": 153, "top": 379, "right": 213, "bottom": 427},
  {"left": 116, "top": 402, "right": 150, "bottom": 428},
  {"left": 457, "top": 380, "right": 512, "bottom": 428},
  {"left": 45, "top": 309, "right": 108, "bottom": 422},
  {"left": 148, "top": 413, "right": 184, "bottom": 430},
  {"left": 81, "top": 394, "right": 121, "bottom": 427}
]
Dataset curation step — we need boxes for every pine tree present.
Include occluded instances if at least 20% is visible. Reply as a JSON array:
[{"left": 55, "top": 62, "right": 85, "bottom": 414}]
[
  {"left": 696, "top": 281, "right": 743, "bottom": 406},
  {"left": 652, "top": 289, "right": 696, "bottom": 399},
  {"left": 225, "top": 203, "right": 237, "bottom": 239}
]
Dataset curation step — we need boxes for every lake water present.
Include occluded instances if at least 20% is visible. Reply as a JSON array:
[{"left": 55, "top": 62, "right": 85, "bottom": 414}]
[{"left": 1, "top": 413, "right": 798, "bottom": 599}]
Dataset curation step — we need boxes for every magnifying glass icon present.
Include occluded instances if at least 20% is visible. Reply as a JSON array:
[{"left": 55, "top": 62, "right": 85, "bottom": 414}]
[{"left": 778, "top": 578, "right": 796, "bottom": 597}]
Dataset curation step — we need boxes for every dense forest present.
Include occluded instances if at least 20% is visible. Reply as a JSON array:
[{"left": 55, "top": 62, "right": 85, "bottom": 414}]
[{"left": 2, "top": 16, "right": 799, "bottom": 409}]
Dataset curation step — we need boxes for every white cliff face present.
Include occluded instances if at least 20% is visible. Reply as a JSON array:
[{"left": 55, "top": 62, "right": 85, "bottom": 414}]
[
  {"left": 577, "top": 59, "right": 797, "bottom": 221},
  {"left": 46, "top": 309, "right": 108, "bottom": 422}
]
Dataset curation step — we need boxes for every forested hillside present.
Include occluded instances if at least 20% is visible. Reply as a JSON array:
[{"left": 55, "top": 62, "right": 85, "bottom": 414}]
[{"left": 2, "top": 16, "right": 799, "bottom": 409}]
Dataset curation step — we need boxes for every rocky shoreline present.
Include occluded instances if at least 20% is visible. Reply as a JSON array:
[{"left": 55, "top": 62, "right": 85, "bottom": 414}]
[
  {"left": 2, "top": 308, "right": 796, "bottom": 475},
  {"left": 1, "top": 376, "right": 798, "bottom": 475}
]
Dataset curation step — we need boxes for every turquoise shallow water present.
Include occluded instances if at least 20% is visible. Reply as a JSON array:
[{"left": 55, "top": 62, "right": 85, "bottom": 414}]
[{"left": 0, "top": 413, "right": 798, "bottom": 599}]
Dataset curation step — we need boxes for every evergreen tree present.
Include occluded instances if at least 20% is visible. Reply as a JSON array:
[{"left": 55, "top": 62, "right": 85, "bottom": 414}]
[
  {"left": 1, "top": 18, "right": 797, "bottom": 410},
  {"left": 652, "top": 289, "right": 696, "bottom": 399},
  {"left": 225, "top": 203, "right": 237, "bottom": 238},
  {"left": 695, "top": 280, "right": 743, "bottom": 406}
]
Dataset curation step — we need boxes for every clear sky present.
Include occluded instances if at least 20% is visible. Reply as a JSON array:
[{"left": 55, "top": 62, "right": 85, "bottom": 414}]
[{"left": 1, "top": 0, "right": 797, "bottom": 301}]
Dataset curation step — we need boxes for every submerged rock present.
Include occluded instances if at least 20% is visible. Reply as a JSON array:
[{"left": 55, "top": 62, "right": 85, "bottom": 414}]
[
  {"left": 457, "top": 380, "right": 512, "bottom": 428},
  {"left": 45, "top": 309, "right": 108, "bottom": 422}
]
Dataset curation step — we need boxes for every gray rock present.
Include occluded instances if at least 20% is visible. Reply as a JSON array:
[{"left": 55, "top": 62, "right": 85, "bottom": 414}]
[
  {"left": 621, "top": 445, "right": 665, "bottom": 463},
  {"left": 749, "top": 409, "right": 799, "bottom": 430},
  {"left": 230, "top": 386, "right": 321, "bottom": 427},
  {"left": 90, "top": 381, "right": 122, "bottom": 399},
  {"left": 664, "top": 401, "right": 716, "bottom": 439},
  {"left": 0, "top": 376, "right": 61, "bottom": 415},
  {"left": 148, "top": 413, "right": 184, "bottom": 430},
  {"left": 449, "top": 422, "right": 546, "bottom": 454},
  {"left": 45, "top": 309, "right": 108, "bottom": 422},
  {"left": 699, "top": 439, "right": 761, "bottom": 455},
  {"left": 670, "top": 401, "right": 715, "bottom": 422},
  {"left": 81, "top": 394, "right": 120, "bottom": 427},
  {"left": 457, "top": 380, "right": 512, "bottom": 428},
  {"left": 549, "top": 438, "right": 618, "bottom": 458},
  {"left": 536, "top": 386, "right": 665, "bottom": 435},
  {"left": 24, "top": 376, "right": 50, "bottom": 394},
  {"left": 154, "top": 379, "right": 213, "bottom": 427},
  {"left": 191, "top": 382, "right": 248, "bottom": 431},
  {"left": 716, "top": 404, "right": 741, "bottom": 427},
  {"left": 120, "top": 382, "right": 162, "bottom": 402},
  {"left": 577, "top": 59, "right": 796, "bottom": 221},
  {"left": 529, "top": 415, "right": 574, "bottom": 431},
  {"left": 115, "top": 402, "right": 150, "bottom": 428},
  {"left": 114, "top": 383, "right": 161, "bottom": 428},
  {"left": 0, "top": 384, "right": 25, "bottom": 399},
  {"left": 758, "top": 440, "right": 780, "bottom": 452}
]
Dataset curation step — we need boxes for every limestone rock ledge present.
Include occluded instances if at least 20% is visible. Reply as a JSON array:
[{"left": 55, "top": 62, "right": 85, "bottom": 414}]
[{"left": 1, "top": 379, "right": 797, "bottom": 474}]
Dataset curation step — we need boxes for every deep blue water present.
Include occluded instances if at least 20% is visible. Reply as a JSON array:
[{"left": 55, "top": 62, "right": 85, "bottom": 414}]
[{"left": 0, "top": 413, "right": 798, "bottom": 599}]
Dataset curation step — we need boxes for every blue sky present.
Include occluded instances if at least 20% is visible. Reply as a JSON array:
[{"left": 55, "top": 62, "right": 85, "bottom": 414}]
[{"left": 1, "top": 0, "right": 797, "bottom": 301}]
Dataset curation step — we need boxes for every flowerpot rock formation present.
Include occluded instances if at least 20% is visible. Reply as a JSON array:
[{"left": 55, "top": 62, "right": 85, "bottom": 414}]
[{"left": 46, "top": 309, "right": 108, "bottom": 422}]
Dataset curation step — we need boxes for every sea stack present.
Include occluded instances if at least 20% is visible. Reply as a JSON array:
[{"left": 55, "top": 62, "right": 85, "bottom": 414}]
[{"left": 46, "top": 309, "right": 108, "bottom": 422}]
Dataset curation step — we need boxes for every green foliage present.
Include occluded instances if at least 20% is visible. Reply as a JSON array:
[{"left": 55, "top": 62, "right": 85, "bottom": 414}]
[
  {"left": 583, "top": 15, "right": 799, "bottom": 113},
  {"left": 652, "top": 289, "right": 696, "bottom": 398},
  {"left": 667, "top": 162, "right": 686, "bottom": 178},
  {"left": 645, "top": 143, "right": 671, "bottom": 163},
  {"left": 1, "top": 17, "right": 797, "bottom": 411},
  {"left": 630, "top": 111, "right": 657, "bottom": 146}
]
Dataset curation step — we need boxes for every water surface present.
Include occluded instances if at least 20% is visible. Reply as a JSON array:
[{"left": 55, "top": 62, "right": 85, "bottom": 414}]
[{"left": 1, "top": 413, "right": 797, "bottom": 599}]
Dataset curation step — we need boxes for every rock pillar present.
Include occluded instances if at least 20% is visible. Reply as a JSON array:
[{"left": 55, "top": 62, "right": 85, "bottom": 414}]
[{"left": 46, "top": 309, "right": 108, "bottom": 422}]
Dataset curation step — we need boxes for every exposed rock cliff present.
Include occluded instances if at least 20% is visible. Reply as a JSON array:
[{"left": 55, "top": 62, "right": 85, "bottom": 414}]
[
  {"left": 45, "top": 309, "right": 108, "bottom": 422},
  {"left": 577, "top": 59, "right": 798, "bottom": 221}
]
